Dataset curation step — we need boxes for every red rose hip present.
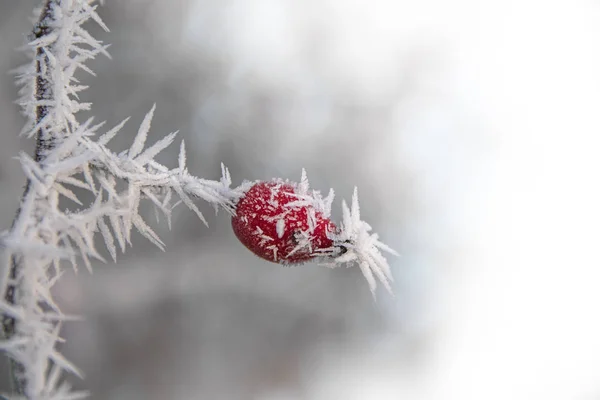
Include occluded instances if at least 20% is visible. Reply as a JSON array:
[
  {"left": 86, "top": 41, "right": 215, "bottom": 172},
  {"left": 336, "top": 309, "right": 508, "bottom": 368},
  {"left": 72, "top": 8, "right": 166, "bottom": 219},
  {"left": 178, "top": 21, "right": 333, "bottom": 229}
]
[{"left": 232, "top": 180, "right": 336, "bottom": 264}]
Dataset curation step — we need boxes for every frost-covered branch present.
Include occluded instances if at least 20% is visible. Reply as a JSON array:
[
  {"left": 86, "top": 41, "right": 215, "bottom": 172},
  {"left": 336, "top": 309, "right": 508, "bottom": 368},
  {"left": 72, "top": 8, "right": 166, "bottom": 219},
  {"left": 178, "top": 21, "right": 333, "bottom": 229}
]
[
  {"left": 1, "top": 2, "right": 236, "bottom": 399},
  {"left": 0, "top": 1, "right": 396, "bottom": 399}
]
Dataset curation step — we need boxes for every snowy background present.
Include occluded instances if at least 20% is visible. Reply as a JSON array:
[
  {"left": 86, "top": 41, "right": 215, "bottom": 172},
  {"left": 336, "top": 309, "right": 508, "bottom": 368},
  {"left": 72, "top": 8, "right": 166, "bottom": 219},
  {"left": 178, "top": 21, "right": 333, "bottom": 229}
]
[{"left": 1, "top": 0, "right": 600, "bottom": 399}]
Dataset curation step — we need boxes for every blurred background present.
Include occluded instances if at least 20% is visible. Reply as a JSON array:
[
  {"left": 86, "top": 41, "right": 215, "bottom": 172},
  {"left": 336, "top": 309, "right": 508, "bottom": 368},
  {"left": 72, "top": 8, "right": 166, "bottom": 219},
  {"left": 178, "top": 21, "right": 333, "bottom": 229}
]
[{"left": 1, "top": 0, "right": 600, "bottom": 399}]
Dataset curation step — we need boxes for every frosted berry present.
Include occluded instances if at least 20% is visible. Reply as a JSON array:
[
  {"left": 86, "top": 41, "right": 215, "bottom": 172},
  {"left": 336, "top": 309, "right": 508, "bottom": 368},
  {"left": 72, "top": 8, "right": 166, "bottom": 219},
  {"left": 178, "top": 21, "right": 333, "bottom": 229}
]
[
  {"left": 232, "top": 180, "right": 337, "bottom": 264},
  {"left": 230, "top": 170, "right": 396, "bottom": 296}
]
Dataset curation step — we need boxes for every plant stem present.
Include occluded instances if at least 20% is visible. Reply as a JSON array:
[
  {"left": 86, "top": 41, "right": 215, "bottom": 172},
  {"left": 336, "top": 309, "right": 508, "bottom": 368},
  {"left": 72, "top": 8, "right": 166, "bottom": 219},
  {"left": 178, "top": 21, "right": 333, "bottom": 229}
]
[{"left": 2, "top": 1, "right": 56, "bottom": 396}]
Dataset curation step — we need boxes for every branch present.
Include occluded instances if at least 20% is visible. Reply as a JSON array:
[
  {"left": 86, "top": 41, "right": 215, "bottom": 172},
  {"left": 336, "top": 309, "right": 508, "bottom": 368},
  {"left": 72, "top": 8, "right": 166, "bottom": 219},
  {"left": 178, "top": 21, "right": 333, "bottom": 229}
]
[{"left": 1, "top": 2, "right": 238, "bottom": 399}]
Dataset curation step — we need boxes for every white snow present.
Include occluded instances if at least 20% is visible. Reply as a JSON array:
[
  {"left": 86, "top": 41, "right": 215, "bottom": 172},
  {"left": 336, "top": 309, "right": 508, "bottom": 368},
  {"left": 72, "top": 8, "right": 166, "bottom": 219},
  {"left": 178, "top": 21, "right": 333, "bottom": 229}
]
[{"left": 276, "top": 218, "right": 285, "bottom": 238}]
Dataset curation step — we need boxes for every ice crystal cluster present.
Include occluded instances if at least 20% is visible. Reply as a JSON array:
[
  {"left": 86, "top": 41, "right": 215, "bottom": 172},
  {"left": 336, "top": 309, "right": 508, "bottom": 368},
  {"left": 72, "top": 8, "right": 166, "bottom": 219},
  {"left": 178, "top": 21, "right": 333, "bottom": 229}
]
[{"left": 0, "top": 1, "right": 396, "bottom": 399}]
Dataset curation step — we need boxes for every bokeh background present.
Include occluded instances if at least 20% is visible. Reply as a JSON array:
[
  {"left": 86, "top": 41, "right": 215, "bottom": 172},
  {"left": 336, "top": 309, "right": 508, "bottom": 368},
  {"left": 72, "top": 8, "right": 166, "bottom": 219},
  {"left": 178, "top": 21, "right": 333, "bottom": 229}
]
[{"left": 1, "top": 0, "right": 600, "bottom": 399}]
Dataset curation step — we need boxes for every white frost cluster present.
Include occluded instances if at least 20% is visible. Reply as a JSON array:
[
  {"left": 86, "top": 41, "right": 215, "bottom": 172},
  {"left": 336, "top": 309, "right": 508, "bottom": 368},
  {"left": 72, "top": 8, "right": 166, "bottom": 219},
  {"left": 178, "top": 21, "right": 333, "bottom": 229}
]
[
  {"left": 285, "top": 170, "right": 397, "bottom": 295},
  {"left": 1, "top": 2, "right": 237, "bottom": 399},
  {"left": 325, "top": 187, "right": 398, "bottom": 296}
]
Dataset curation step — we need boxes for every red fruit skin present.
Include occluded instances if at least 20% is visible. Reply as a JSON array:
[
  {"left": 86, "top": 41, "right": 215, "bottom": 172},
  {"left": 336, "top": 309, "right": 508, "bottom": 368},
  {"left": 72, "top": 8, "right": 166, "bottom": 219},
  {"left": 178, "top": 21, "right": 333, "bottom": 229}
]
[{"left": 232, "top": 181, "right": 336, "bottom": 264}]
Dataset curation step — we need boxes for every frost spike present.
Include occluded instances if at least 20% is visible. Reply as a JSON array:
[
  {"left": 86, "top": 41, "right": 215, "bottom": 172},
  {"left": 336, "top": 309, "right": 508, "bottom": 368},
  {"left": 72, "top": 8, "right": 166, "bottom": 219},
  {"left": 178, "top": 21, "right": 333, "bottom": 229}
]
[
  {"left": 48, "top": 345, "right": 84, "bottom": 380},
  {"left": 178, "top": 140, "right": 186, "bottom": 171},
  {"left": 98, "top": 116, "right": 130, "bottom": 145},
  {"left": 129, "top": 104, "right": 156, "bottom": 158},
  {"left": 54, "top": 183, "right": 83, "bottom": 206},
  {"left": 298, "top": 168, "right": 309, "bottom": 195},
  {"left": 82, "top": 162, "right": 96, "bottom": 194},
  {"left": 82, "top": 3, "right": 110, "bottom": 32},
  {"left": 108, "top": 214, "right": 126, "bottom": 253},
  {"left": 123, "top": 184, "right": 141, "bottom": 244},
  {"left": 56, "top": 176, "right": 93, "bottom": 191},
  {"left": 135, "top": 131, "right": 178, "bottom": 166},
  {"left": 132, "top": 214, "right": 165, "bottom": 251},
  {"left": 221, "top": 163, "right": 232, "bottom": 188},
  {"left": 323, "top": 188, "right": 334, "bottom": 218},
  {"left": 46, "top": 363, "right": 63, "bottom": 397},
  {"left": 97, "top": 217, "right": 117, "bottom": 262},
  {"left": 142, "top": 188, "right": 171, "bottom": 219},
  {"left": 358, "top": 260, "right": 378, "bottom": 297},
  {"left": 173, "top": 184, "right": 209, "bottom": 227},
  {"left": 351, "top": 187, "right": 361, "bottom": 228}
]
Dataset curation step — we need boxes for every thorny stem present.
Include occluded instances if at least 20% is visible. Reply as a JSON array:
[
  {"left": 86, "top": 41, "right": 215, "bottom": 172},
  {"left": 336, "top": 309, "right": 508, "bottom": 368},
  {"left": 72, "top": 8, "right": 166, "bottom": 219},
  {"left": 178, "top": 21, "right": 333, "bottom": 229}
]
[
  {"left": 34, "top": 0, "right": 56, "bottom": 162},
  {"left": 3, "top": 1, "right": 56, "bottom": 396}
]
